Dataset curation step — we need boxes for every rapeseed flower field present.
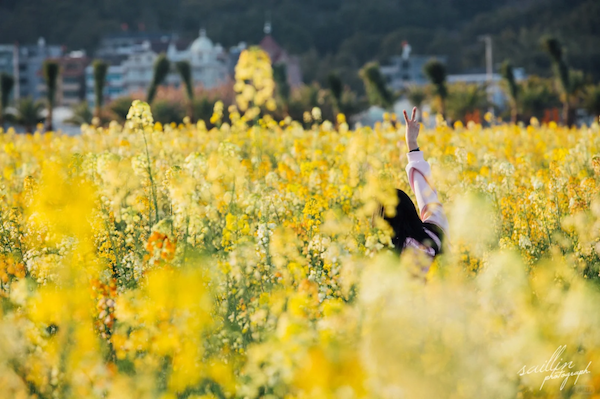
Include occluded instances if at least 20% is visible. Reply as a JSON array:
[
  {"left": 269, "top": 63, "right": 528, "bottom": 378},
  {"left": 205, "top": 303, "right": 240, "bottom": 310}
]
[{"left": 1, "top": 48, "right": 600, "bottom": 399}]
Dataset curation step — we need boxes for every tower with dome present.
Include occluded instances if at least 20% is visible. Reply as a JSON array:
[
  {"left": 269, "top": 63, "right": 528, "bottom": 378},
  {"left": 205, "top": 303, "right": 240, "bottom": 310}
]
[{"left": 117, "top": 28, "right": 229, "bottom": 96}]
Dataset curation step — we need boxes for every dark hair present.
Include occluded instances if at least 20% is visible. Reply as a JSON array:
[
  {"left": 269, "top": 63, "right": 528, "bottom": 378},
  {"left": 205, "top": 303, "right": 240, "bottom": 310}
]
[{"left": 377, "top": 189, "right": 443, "bottom": 255}]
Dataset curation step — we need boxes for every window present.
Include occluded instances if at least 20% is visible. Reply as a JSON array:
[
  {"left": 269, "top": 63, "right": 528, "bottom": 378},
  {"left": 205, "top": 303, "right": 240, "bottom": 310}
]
[
  {"left": 64, "top": 63, "right": 79, "bottom": 72},
  {"left": 64, "top": 90, "right": 80, "bottom": 98},
  {"left": 63, "top": 77, "right": 80, "bottom": 85}
]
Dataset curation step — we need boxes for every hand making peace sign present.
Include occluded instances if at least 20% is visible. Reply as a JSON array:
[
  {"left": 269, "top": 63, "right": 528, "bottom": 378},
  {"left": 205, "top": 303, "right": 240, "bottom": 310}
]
[{"left": 403, "top": 107, "right": 420, "bottom": 152}]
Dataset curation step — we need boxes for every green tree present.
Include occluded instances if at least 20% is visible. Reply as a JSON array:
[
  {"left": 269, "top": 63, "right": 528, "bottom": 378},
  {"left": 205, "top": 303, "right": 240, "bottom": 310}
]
[
  {"left": 147, "top": 54, "right": 170, "bottom": 104},
  {"left": 193, "top": 96, "right": 217, "bottom": 126},
  {"left": 541, "top": 37, "right": 584, "bottom": 126},
  {"left": 445, "top": 83, "right": 489, "bottom": 123},
  {"left": 93, "top": 60, "right": 108, "bottom": 120},
  {"left": 500, "top": 61, "right": 519, "bottom": 124},
  {"left": 273, "top": 64, "right": 291, "bottom": 115},
  {"left": 108, "top": 96, "right": 135, "bottom": 122},
  {"left": 0, "top": 73, "right": 14, "bottom": 128},
  {"left": 519, "top": 76, "right": 561, "bottom": 121},
  {"left": 65, "top": 101, "right": 93, "bottom": 126},
  {"left": 423, "top": 59, "right": 448, "bottom": 119},
  {"left": 327, "top": 72, "right": 343, "bottom": 115},
  {"left": 175, "top": 60, "right": 194, "bottom": 122},
  {"left": 359, "top": 62, "right": 393, "bottom": 109},
  {"left": 285, "top": 83, "right": 338, "bottom": 123},
  {"left": 13, "top": 97, "right": 44, "bottom": 133},
  {"left": 42, "top": 60, "right": 60, "bottom": 131},
  {"left": 151, "top": 99, "right": 185, "bottom": 124}
]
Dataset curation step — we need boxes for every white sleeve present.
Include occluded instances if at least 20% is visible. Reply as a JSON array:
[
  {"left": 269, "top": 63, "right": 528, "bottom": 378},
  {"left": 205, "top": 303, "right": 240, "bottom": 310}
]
[{"left": 405, "top": 151, "right": 449, "bottom": 236}]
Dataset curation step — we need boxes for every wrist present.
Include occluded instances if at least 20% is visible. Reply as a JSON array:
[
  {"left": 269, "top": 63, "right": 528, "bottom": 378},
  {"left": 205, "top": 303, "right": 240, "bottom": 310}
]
[{"left": 407, "top": 140, "right": 419, "bottom": 151}]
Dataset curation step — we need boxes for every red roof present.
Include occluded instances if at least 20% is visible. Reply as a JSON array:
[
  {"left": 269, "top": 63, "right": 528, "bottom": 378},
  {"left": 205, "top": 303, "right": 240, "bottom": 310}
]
[{"left": 259, "top": 35, "right": 285, "bottom": 63}]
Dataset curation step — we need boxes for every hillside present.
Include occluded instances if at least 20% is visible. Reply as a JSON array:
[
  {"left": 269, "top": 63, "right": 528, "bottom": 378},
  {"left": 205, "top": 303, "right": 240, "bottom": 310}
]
[{"left": 0, "top": 0, "right": 598, "bottom": 89}]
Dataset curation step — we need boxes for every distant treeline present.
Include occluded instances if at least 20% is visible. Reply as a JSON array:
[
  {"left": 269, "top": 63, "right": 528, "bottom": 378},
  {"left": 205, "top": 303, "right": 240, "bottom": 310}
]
[{"left": 1, "top": 0, "right": 599, "bottom": 92}]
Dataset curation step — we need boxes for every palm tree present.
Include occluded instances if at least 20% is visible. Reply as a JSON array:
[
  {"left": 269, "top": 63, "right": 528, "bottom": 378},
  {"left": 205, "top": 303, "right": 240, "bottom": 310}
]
[
  {"left": 175, "top": 60, "right": 194, "bottom": 122},
  {"left": 64, "top": 101, "right": 93, "bottom": 125},
  {"left": 405, "top": 85, "right": 427, "bottom": 122},
  {"left": 193, "top": 96, "right": 217, "bottom": 126},
  {"left": 42, "top": 60, "right": 60, "bottom": 131},
  {"left": 500, "top": 61, "right": 519, "bottom": 124},
  {"left": 327, "top": 72, "right": 343, "bottom": 114},
  {"left": 423, "top": 59, "right": 448, "bottom": 119},
  {"left": 93, "top": 60, "right": 108, "bottom": 120},
  {"left": 108, "top": 96, "right": 134, "bottom": 122},
  {"left": 519, "top": 76, "right": 561, "bottom": 121},
  {"left": 14, "top": 97, "right": 44, "bottom": 133},
  {"left": 359, "top": 62, "right": 394, "bottom": 109},
  {"left": 151, "top": 99, "right": 185, "bottom": 124},
  {"left": 0, "top": 73, "right": 14, "bottom": 128},
  {"left": 541, "top": 37, "right": 583, "bottom": 126},
  {"left": 445, "top": 83, "right": 489, "bottom": 123},
  {"left": 147, "top": 54, "right": 170, "bottom": 104}
]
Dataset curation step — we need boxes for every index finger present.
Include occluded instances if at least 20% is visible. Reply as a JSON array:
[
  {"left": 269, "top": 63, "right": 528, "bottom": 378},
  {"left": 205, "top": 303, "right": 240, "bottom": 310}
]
[{"left": 411, "top": 107, "right": 417, "bottom": 121}]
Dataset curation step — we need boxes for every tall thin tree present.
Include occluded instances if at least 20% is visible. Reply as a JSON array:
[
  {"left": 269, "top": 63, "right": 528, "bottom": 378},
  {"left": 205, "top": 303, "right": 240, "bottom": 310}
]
[
  {"left": 42, "top": 60, "right": 60, "bottom": 131},
  {"left": 423, "top": 59, "right": 448, "bottom": 119},
  {"left": 500, "top": 61, "right": 519, "bottom": 124},
  {"left": 0, "top": 73, "right": 14, "bottom": 128},
  {"left": 542, "top": 37, "right": 576, "bottom": 126},
  {"left": 15, "top": 97, "right": 44, "bottom": 134},
  {"left": 327, "top": 72, "right": 343, "bottom": 114},
  {"left": 175, "top": 60, "right": 194, "bottom": 122},
  {"left": 273, "top": 64, "right": 290, "bottom": 114},
  {"left": 93, "top": 60, "right": 108, "bottom": 121},
  {"left": 359, "top": 62, "right": 393, "bottom": 109},
  {"left": 147, "top": 54, "right": 170, "bottom": 104}
]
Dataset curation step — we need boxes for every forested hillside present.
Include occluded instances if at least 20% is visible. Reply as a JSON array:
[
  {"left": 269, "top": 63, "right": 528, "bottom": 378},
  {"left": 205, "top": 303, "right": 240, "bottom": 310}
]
[{"left": 1, "top": 0, "right": 598, "bottom": 87}]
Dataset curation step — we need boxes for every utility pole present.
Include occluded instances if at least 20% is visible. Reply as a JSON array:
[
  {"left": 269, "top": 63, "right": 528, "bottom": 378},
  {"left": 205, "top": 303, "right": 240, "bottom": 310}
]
[{"left": 478, "top": 35, "right": 494, "bottom": 115}]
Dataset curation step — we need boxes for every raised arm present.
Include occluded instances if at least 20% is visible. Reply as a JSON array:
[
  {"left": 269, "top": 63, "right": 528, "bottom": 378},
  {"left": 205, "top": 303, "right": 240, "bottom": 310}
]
[{"left": 402, "top": 108, "right": 449, "bottom": 236}]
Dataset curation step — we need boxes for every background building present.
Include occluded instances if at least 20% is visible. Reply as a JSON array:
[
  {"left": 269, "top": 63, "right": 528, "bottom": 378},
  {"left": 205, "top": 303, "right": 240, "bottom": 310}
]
[
  {"left": 95, "top": 32, "right": 179, "bottom": 58},
  {"left": 16, "top": 38, "right": 63, "bottom": 100},
  {"left": 55, "top": 52, "right": 89, "bottom": 106},
  {"left": 259, "top": 23, "right": 302, "bottom": 88},
  {"left": 448, "top": 68, "right": 526, "bottom": 107},
  {"left": 380, "top": 43, "right": 448, "bottom": 91},
  {"left": 0, "top": 45, "right": 15, "bottom": 76},
  {"left": 0, "top": 45, "right": 16, "bottom": 102},
  {"left": 87, "top": 29, "right": 230, "bottom": 102},
  {"left": 85, "top": 61, "right": 126, "bottom": 108}
]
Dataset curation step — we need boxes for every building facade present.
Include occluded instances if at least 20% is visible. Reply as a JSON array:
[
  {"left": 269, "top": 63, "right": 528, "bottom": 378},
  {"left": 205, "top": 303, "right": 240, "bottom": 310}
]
[
  {"left": 0, "top": 45, "right": 16, "bottom": 103},
  {"left": 85, "top": 61, "right": 126, "bottom": 108},
  {"left": 88, "top": 29, "right": 230, "bottom": 104},
  {"left": 16, "top": 38, "right": 64, "bottom": 101},
  {"left": 381, "top": 54, "right": 449, "bottom": 91},
  {"left": 447, "top": 68, "right": 526, "bottom": 107},
  {"left": 259, "top": 23, "right": 302, "bottom": 88},
  {"left": 56, "top": 52, "right": 89, "bottom": 106}
]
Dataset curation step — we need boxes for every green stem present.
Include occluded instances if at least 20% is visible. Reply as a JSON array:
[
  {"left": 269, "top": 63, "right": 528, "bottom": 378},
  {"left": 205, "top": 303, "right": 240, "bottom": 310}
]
[{"left": 141, "top": 128, "right": 160, "bottom": 225}]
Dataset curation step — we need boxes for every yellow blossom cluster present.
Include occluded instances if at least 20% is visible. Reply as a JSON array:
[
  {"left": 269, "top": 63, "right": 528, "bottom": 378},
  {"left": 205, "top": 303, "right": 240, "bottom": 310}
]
[
  {"left": 0, "top": 100, "right": 599, "bottom": 399},
  {"left": 234, "top": 47, "right": 277, "bottom": 116}
]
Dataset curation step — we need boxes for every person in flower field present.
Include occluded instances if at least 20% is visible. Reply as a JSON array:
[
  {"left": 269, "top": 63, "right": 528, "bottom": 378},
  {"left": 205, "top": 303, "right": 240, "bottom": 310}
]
[{"left": 375, "top": 107, "right": 449, "bottom": 273}]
